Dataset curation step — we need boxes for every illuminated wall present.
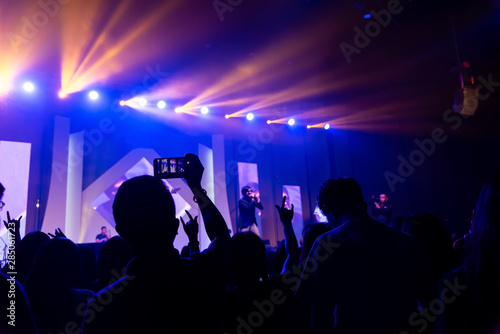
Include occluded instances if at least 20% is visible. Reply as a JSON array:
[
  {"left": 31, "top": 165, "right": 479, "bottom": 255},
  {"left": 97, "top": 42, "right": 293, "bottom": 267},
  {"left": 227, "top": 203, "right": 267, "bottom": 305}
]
[{"left": 0, "top": 140, "right": 31, "bottom": 252}]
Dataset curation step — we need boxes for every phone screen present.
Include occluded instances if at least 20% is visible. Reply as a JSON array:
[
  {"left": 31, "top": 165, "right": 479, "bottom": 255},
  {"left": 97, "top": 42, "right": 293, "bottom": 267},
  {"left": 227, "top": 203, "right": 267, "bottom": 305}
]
[{"left": 154, "top": 157, "right": 186, "bottom": 179}]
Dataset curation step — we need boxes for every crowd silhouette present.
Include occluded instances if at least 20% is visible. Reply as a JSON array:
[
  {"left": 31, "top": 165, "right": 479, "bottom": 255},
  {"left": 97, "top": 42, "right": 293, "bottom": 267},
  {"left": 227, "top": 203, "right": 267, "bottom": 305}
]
[{"left": 1, "top": 160, "right": 499, "bottom": 333}]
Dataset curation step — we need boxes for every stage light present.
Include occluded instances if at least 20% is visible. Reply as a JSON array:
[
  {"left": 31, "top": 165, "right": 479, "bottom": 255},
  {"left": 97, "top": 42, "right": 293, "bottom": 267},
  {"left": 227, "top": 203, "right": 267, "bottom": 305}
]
[
  {"left": 88, "top": 91, "right": 99, "bottom": 100},
  {"left": 0, "top": 79, "right": 6, "bottom": 96},
  {"left": 288, "top": 118, "right": 295, "bottom": 126},
  {"left": 267, "top": 120, "right": 271, "bottom": 124},
  {"left": 246, "top": 113, "right": 254, "bottom": 121},
  {"left": 58, "top": 91, "right": 67, "bottom": 99},
  {"left": 225, "top": 114, "right": 230, "bottom": 119},
  {"left": 23, "top": 82, "right": 35, "bottom": 92},
  {"left": 200, "top": 106, "right": 209, "bottom": 114},
  {"left": 137, "top": 98, "right": 147, "bottom": 107},
  {"left": 324, "top": 123, "right": 331, "bottom": 130},
  {"left": 307, "top": 125, "right": 311, "bottom": 129},
  {"left": 157, "top": 100, "right": 166, "bottom": 109},
  {"left": 364, "top": 14, "right": 371, "bottom": 19},
  {"left": 175, "top": 107, "right": 184, "bottom": 113},
  {"left": 119, "top": 100, "right": 126, "bottom": 106}
]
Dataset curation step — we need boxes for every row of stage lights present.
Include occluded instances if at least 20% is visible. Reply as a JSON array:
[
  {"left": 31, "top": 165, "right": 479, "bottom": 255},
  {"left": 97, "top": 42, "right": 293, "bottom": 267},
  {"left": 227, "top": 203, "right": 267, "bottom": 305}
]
[
  {"left": 0, "top": 79, "right": 36, "bottom": 95},
  {"left": 1, "top": 81, "right": 332, "bottom": 130}
]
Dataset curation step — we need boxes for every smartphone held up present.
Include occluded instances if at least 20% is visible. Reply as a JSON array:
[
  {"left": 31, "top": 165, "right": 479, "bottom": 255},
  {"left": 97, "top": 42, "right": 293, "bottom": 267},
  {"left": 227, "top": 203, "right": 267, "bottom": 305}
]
[{"left": 153, "top": 157, "right": 186, "bottom": 179}]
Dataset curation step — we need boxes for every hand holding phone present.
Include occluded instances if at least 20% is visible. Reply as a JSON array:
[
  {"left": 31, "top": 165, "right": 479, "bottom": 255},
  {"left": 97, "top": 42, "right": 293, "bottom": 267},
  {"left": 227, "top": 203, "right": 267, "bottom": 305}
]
[
  {"left": 183, "top": 153, "right": 204, "bottom": 189},
  {"left": 153, "top": 154, "right": 204, "bottom": 190}
]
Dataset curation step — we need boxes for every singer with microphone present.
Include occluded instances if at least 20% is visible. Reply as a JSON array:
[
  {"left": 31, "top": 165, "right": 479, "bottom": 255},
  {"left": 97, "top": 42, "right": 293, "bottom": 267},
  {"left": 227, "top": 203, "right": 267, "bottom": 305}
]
[{"left": 238, "top": 186, "right": 263, "bottom": 236}]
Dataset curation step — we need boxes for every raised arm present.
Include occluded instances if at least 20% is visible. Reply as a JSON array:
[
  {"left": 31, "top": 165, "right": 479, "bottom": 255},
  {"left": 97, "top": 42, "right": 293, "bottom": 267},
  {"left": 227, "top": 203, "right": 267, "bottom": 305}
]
[
  {"left": 1, "top": 212, "right": 22, "bottom": 274},
  {"left": 275, "top": 196, "right": 299, "bottom": 274},
  {"left": 184, "top": 153, "right": 229, "bottom": 242},
  {"left": 3, "top": 212, "right": 22, "bottom": 247},
  {"left": 181, "top": 210, "right": 201, "bottom": 254}
]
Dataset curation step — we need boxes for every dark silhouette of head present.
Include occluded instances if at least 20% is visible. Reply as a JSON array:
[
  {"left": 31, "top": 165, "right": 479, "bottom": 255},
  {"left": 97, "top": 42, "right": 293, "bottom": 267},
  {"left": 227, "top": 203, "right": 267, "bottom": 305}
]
[
  {"left": 112, "top": 175, "right": 178, "bottom": 255},
  {"left": 180, "top": 245, "right": 190, "bottom": 258},
  {"left": 93, "top": 236, "right": 133, "bottom": 291},
  {"left": 78, "top": 245, "right": 97, "bottom": 289},
  {"left": 25, "top": 237, "right": 82, "bottom": 292},
  {"left": 231, "top": 232, "right": 268, "bottom": 285},
  {"left": 0, "top": 183, "right": 4, "bottom": 199},
  {"left": 16, "top": 231, "right": 50, "bottom": 285},
  {"left": 300, "top": 223, "right": 331, "bottom": 269},
  {"left": 402, "top": 213, "right": 456, "bottom": 281},
  {"left": 317, "top": 177, "right": 366, "bottom": 224},
  {"left": 23, "top": 237, "right": 85, "bottom": 334}
]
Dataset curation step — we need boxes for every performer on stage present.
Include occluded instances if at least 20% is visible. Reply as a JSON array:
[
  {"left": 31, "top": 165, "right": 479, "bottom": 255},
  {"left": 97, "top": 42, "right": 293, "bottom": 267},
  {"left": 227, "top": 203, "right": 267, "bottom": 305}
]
[
  {"left": 371, "top": 193, "right": 393, "bottom": 225},
  {"left": 238, "top": 186, "right": 263, "bottom": 236},
  {"left": 95, "top": 226, "right": 110, "bottom": 243}
]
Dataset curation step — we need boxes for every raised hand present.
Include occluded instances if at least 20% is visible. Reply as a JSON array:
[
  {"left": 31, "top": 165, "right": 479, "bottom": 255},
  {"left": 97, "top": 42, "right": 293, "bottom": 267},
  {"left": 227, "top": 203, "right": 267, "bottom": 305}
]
[
  {"left": 48, "top": 228, "right": 66, "bottom": 239},
  {"left": 184, "top": 153, "right": 204, "bottom": 189},
  {"left": 3, "top": 212, "right": 22, "bottom": 243},
  {"left": 275, "top": 196, "right": 298, "bottom": 273},
  {"left": 275, "top": 196, "right": 294, "bottom": 227},
  {"left": 180, "top": 210, "right": 199, "bottom": 242},
  {"left": 3, "top": 211, "right": 21, "bottom": 231}
]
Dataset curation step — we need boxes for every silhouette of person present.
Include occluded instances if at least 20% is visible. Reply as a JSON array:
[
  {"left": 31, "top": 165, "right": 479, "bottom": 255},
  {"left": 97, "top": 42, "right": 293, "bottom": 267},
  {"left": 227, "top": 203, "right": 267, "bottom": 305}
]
[
  {"left": 81, "top": 153, "right": 230, "bottom": 334},
  {"left": 296, "top": 177, "right": 434, "bottom": 334},
  {"left": 24, "top": 237, "right": 93, "bottom": 334},
  {"left": 435, "top": 170, "right": 500, "bottom": 334}
]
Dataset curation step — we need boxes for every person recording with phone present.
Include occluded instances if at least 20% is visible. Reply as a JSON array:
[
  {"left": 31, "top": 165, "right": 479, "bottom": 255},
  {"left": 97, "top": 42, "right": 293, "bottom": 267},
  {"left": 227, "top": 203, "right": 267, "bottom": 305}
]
[
  {"left": 82, "top": 153, "right": 230, "bottom": 334},
  {"left": 238, "top": 186, "right": 263, "bottom": 236}
]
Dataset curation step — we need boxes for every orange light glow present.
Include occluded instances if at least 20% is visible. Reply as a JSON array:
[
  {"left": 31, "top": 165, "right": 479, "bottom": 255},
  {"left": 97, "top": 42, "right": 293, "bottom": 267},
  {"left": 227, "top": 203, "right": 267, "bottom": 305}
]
[{"left": 60, "top": 0, "right": 184, "bottom": 94}]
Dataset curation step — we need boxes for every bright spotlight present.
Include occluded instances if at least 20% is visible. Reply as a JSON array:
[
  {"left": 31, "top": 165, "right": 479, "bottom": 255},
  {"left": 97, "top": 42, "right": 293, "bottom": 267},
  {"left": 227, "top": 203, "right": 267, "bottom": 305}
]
[
  {"left": 137, "top": 98, "right": 147, "bottom": 107},
  {"left": 23, "top": 82, "right": 35, "bottom": 92},
  {"left": 324, "top": 123, "right": 331, "bottom": 130},
  {"left": 288, "top": 118, "right": 295, "bottom": 126},
  {"left": 200, "top": 106, "right": 209, "bottom": 114},
  {"left": 266, "top": 120, "right": 271, "bottom": 124},
  {"left": 307, "top": 125, "right": 311, "bottom": 129},
  {"left": 119, "top": 100, "right": 126, "bottom": 106},
  {"left": 246, "top": 113, "right": 254, "bottom": 121},
  {"left": 88, "top": 91, "right": 99, "bottom": 100},
  {"left": 58, "top": 91, "right": 67, "bottom": 99},
  {"left": 157, "top": 100, "right": 166, "bottom": 109},
  {"left": 225, "top": 114, "right": 230, "bottom": 119},
  {"left": 175, "top": 107, "right": 184, "bottom": 113}
]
